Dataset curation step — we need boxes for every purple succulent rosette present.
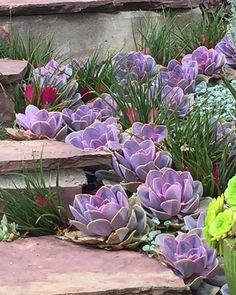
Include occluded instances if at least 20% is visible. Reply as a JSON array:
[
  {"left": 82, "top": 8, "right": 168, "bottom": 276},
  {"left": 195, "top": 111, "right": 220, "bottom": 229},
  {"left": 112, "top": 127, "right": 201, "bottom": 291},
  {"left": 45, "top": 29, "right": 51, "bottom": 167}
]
[
  {"left": 65, "top": 117, "right": 121, "bottom": 150},
  {"left": 112, "top": 139, "right": 172, "bottom": 183},
  {"left": 182, "top": 46, "right": 226, "bottom": 76},
  {"left": 160, "top": 59, "right": 198, "bottom": 94},
  {"left": 131, "top": 122, "right": 168, "bottom": 143},
  {"left": 16, "top": 105, "right": 67, "bottom": 139},
  {"left": 216, "top": 35, "right": 236, "bottom": 69},
  {"left": 88, "top": 95, "right": 118, "bottom": 120},
  {"left": 216, "top": 121, "right": 236, "bottom": 148},
  {"left": 155, "top": 232, "right": 219, "bottom": 285},
  {"left": 62, "top": 105, "right": 101, "bottom": 131},
  {"left": 184, "top": 211, "right": 206, "bottom": 231},
  {"left": 221, "top": 284, "right": 230, "bottom": 295},
  {"left": 161, "top": 86, "right": 194, "bottom": 118},
  {"left": 69, "top": 185, "right": 148, "bottom": 249},
  {"left": 137, "top": 168, "right": 203, "bottom": 221},
  {"left": 112, "top": 51, "right": 157, "bottom": 84}
]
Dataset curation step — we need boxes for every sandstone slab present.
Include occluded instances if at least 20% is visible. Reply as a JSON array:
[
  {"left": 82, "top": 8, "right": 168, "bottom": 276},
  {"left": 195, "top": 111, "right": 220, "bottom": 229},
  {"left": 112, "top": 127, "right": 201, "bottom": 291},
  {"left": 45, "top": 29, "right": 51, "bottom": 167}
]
[
  {"left": 0, "top": 0, "right": 201, "bottom": 16},
  {"left": 0, "top": 169, "right": 87, "bottom": 217},
  {"left": 0, "top": 59, "right": 27, "bottom": 124},
  {"left": 0, "top": 140, "right": 112, "bottom": 173},
  {"left": 0, "top": 235, "right": 190, "bottom": 295}
]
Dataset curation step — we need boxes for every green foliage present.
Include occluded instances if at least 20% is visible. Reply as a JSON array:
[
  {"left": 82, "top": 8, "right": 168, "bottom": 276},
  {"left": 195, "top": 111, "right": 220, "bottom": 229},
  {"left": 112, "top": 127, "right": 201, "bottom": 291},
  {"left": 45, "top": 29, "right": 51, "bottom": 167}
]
[
  {"left": 0, "top": 30, "right": 57, "bottom": 70},
  {"left": 164, "top": 107, "right": 236, "bottom": 197},
  {"left": 0, "top": 168, "right": 69, "bottom": 236},
  {"left": 0, "top": 122, "right": 7, "bottom": 139},
  {"left": 175, "top": 10, "right": 227, "bottom": 53},
  {"left": 0, "top": 214, "right": 20, "bottom": 242},
  {"left": 133, "top": 12, "right": 181, "bottom": 66},
  {"left": 223, "top": 238, "right": 236, "bottom": 295},
  {"left": 73, "top": 51, "right": 117, "bottom": 101}
]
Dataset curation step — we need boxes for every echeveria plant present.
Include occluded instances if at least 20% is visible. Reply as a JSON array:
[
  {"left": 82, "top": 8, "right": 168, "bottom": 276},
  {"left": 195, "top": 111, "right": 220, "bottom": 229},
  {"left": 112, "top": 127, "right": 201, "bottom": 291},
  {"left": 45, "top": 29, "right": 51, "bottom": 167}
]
[
  {"left": 16, "top": 105, "right": 67, "bottom": 140},
  {"left": 131, "top": 122, "right": 168, "bottom": 143},
  {"left": 65, "top": 117, "right": 121, "bottom": 150},
  {"left": 69, "top": 185, "right": 148, "bottom": 249},
  {"left": 62, "top": 105, "right": 101, "bottom": 131},
  {"left": 88, "top": 95, "right": 118, "bottom": 120},
  {"left": 137, "top": 168, "right": 203, "bottom": 221},
  {"left": 160, "top": 59, "right": 198, "bottom": 94},
  {"left": 216, "top": 35, "right": 236, "bottom": 69},
  {"left": 112, "top": 139, "right": 172, "bottom": 183},
  {"left": 112, "top": 51, "right": 157, "bottom": 84},
  {"left": 182, "top": 46, "right": 226, "bottom": 76},
  {"left": 161, "top": 86, "right": 194, "bottom": 118},
  {"left": 156, "top": 232, "right": 219, "bottom": 284}
]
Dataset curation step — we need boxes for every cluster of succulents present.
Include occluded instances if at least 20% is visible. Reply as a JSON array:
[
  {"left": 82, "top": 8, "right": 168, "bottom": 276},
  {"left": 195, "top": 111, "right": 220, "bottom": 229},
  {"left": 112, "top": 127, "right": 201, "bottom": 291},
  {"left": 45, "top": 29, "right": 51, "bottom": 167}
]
[
  {"left": 182, "top": 46, "right": 226, "bottom": 77},
  {"left": 155, "top": 232, "right": 219, "bottom": 284},
  {"left": 216, "top": 34, "right": 236, "bottom": 69},
  {"left": 131, "top": 122, "right": 168, "bottom": 143},
  {"left": 112, "top": 139, "right": 172, "bottom": 183},
  {"left": 0, "top": 215, "right": 20, "bottom": 242},
  {"left": 68, "top": 185, "right": 149, "bottom": 249},
  {"left": 65, "top": 117, "right": 121, "bottom": 150},
  {"left": 137, "top": 168, "right": 203, "bottom": 221},
  {"left": 24, "top": 60, "right": 82, "bottom": 109},
  {"left": 160, "top": 59, "right": 198, "bottom": 94},
  {"left": 16, "top": 105, "right": 67, "bottom": 140},
  {"left": 112, "top": 51, "right": 157, "bottom": 84}
]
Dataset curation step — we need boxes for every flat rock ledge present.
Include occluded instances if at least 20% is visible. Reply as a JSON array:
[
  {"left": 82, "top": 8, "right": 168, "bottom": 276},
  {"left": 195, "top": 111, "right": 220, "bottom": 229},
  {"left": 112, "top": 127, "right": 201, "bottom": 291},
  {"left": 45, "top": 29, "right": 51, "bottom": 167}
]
[
  {"left": 0, "top": 236, "right": 191, "bottom": 295},
  {"left": 0, "top": 0, "right": 201, "bottom": 16}
]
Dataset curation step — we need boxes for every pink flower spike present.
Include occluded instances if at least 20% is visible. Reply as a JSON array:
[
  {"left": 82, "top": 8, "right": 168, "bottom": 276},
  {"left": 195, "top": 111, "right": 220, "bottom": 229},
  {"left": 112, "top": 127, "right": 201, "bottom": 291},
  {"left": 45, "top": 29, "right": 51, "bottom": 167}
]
[{"left": 41, "top": 87, "right": 58, "bottom": 108}]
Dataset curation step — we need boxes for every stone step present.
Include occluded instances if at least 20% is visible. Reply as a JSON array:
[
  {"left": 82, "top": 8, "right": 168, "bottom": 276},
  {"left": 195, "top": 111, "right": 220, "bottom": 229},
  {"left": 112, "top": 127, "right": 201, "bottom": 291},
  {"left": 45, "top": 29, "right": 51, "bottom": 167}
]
[
  {"left": 0, "top": 2, "right": 201, "bottom": 59},
  {"left": 0, "top": 168, "right": 87, "bottom": 217},
  {"left": 0, "top": 140, "right": 112, "bottom": 173},
  {"left": 0, "top": 235, "right": 190, "bottom": 295}
]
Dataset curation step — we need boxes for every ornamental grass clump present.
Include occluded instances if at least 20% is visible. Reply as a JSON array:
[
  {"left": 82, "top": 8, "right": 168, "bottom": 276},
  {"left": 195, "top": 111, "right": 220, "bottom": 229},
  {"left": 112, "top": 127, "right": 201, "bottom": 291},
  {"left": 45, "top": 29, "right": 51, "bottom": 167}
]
[
  {"left": 112, "top": 139, "right": 172, "bottom": 183},
  {"left": 16, "top": 105, "right": 67, "bottom": 140},
  {"left": 137, "top": 168, "right": 203, "bottom": 221},
  {"left": 68, "top": 185, "right": 149, "bottom": 249}
]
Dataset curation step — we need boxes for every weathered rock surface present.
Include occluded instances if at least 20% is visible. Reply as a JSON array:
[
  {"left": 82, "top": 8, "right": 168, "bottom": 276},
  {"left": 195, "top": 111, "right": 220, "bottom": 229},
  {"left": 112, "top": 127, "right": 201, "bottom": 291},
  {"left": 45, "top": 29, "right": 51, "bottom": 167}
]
[
  {"left": 0, "top": 140, "right": 112, "bottom": 173},
  {"left": 0, "top": 169, "right": 87, "bottom": 216},
  {"left": 0, "top": 236, "right": 191, "bottom": 295},
  {"left": 0, "top": 0, "right": 201, "bottom": 16},
  {"left": 0, "top": 59, "right": 27, "bottom": 124}
]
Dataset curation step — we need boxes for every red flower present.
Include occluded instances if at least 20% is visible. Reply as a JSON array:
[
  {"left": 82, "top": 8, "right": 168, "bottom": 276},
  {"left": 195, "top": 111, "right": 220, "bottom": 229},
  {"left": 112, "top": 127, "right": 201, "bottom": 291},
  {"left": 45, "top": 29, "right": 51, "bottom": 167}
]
[
  {"left": 80, "top": 86, "right": 95, "bottom": 103},
  {"left": 213, "top": 163, "right": 220, "bottom": 187},
  {"left": 24, "top": 84, "right": 37, "bottom": 104},
  {"left": 183, "top": 164, "right": 189, "bottom": 171},
  {"left": 41, "top": 87, "right": 58, "bottom": 108},
  {"left": 36, "top": 195, "right": 46, "bottom": 207},
  {"left": 127, "top": 108, "right": 140, "bottom": 125}
]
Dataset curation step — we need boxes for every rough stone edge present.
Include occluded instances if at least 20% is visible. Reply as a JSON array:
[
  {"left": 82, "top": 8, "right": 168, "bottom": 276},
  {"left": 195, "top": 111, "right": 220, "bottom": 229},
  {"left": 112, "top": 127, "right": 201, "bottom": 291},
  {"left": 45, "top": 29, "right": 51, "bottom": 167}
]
[{"left": 0, "top": 0, "right": 201, "bottom": 16}]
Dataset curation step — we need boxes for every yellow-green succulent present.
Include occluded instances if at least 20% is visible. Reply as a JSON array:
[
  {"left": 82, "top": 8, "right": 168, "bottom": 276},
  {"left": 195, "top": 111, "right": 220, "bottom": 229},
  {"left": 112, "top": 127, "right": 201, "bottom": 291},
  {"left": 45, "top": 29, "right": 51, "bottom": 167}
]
[{"left": 224, "top": 175, "right": 236, "bottom": 209}]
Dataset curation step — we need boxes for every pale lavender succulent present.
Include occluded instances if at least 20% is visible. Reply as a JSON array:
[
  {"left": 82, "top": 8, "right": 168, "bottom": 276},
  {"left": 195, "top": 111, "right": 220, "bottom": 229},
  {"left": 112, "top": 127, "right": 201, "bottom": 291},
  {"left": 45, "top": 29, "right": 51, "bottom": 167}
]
[
  {"left": 62, "top": 105, "right": 101, "bottom": 131},
  {"left": 112, "top": 139, "right": 172, "bottom": 183},
  {"left": 221, "top": 284, "right": 230, "bottom": 295},
  {"left": 182, "top": 46, "right": 226, "bottom": 76},
  {"left": 137, "top": 168, "right": 203, "bottom": 221},
  {"left": 160, "top": 59, "right": 198, "bottom": 94},
  {"left": 65, "top": 117, "right": 121, "bottom": 150},
  {"left": 88, "top": 95, "right": 118, "bottom": 120},
  {"left": 216, "top": 35, "right": 236, "bottom": 69},
  {"left": 69, "top": 185, "right": 146, "bottom": 241},
  {"left": 131, "top": 122, "right": 168, "bottom": 143},
  {"left": 32, "top": 60, "right": 82, "bottom": 108},
  {"left": 112, "top": 51, "right": 157, "bottom": 84},
  {"left": 16, "top": 104, "right": 67, "bottom": 139},
  {"left": 156, "top": 232, "right": 219, "bottom": 282},
  {"left": 184, "top": 211, "right": 206, "bottom": 231},
  {"left": 216, "top": 121, "right": 236, "bottom": 148},
  {"left": 161, "top": 86, "right": 194, "bottom": 117}
]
